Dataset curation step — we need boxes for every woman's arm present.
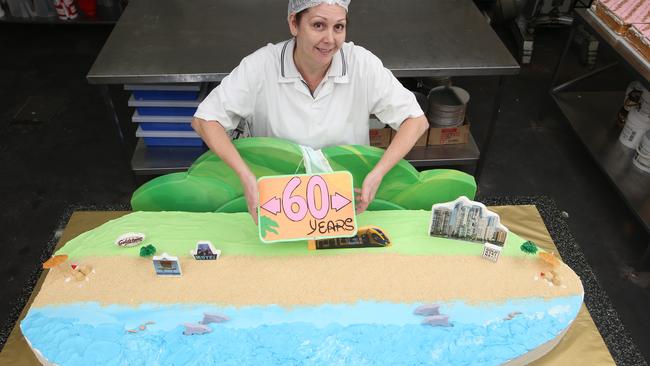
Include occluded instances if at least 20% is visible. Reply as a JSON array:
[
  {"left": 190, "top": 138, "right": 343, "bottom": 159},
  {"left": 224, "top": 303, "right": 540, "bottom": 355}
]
[
  {"left": 192, "top": 117, "right": 259, "bottom": 224},
  {"left": 356, "top": 115, "right": 429, "bottom": 213}
]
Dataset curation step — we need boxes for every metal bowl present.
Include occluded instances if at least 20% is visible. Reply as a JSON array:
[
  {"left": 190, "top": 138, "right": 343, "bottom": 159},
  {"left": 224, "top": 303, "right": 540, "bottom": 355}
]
[{"left": 426, "top": 86, "right": 470, "bottom": 127}]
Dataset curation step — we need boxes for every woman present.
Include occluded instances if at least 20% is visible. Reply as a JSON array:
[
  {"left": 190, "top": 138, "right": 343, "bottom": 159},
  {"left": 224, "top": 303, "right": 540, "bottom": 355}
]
[{"left": 192, "top": 0, "right": 429, "bottom": 224}]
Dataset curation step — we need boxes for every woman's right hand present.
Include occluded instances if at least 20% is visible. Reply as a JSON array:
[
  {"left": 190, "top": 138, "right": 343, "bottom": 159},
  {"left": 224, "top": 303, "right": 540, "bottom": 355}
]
[{"left": 240, "top": 170, "right": 259, "bottom": 225}]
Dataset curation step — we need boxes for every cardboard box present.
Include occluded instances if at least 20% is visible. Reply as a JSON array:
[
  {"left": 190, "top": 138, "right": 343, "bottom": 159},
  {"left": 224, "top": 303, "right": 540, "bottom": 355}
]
[
  {"left": 369, "top": 127, "right": 392, "bottom": 148},
  {"left": 390, "top": 128, "right": 429, "bottom": 147},
  {"left": 428, "top": 120, "right": 470, "bottom": 146},
  {"left": 413, "top": 128, "right": 429, "bottom": 147}
]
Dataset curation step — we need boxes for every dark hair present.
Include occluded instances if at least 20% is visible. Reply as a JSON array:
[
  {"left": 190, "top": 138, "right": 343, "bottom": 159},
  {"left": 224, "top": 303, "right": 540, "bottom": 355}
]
[{"left": 295, "top": 8, "right": 308, "bottom": 24}]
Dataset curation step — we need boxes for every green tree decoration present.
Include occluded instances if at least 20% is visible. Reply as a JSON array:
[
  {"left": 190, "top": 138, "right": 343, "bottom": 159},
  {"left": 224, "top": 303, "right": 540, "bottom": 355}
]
[
  {"left": 520, "top": 241, "right": 538, "bottom": 255},
  {"left": 139, "top": 244, "right": 157, "bottom": 257},
  {"left": 259, "top": 216, "right": 279, "bottom": 239}
]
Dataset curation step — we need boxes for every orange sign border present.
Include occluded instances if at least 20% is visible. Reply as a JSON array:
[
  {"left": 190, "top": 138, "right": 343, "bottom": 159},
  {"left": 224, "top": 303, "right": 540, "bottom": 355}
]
[{"left": 257, "top": 171, "right": 357, "bottom": 243}]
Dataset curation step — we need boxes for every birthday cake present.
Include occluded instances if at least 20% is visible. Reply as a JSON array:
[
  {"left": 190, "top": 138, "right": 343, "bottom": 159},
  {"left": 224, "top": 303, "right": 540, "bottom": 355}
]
[
  {"left": 21, "top": 210, "right": 584, "bottom": 366},
  {"left": 592, "top": 0, "right": 650, "bottom": 34},
  {"left": 626, "top": 23, "right": 650, "bottom": 61},
  {"left": 20, "top": 139, "right": 584, "bottom": 365}
]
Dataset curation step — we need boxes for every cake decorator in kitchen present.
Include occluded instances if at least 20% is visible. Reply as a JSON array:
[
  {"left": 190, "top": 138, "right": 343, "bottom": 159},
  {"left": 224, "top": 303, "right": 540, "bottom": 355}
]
[{"left": 192, "top": 0, "right": 429, "bottom": 224}]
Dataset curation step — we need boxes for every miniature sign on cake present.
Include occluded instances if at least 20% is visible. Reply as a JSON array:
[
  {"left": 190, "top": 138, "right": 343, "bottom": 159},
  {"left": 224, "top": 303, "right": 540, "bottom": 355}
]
[
  {"left": 190, "top": 241, "right": 221, "bottom": 260},
  {"left": 152, "top": 253, "right": 182, "bottom": 276},
  {"left": 257, "top": 171, "right": 357, "bottom": 243},
  {"left": 115, "top": 232, "right": 145, "bottom": 248},
  {"left": 429, "top": 196, "right": 508, "bottom": 246}
]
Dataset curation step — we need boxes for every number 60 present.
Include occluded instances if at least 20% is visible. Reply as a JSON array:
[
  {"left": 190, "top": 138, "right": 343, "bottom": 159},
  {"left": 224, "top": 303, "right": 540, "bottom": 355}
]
[{"left": 283, "top": 176, "right": 330, "bottom": 221}]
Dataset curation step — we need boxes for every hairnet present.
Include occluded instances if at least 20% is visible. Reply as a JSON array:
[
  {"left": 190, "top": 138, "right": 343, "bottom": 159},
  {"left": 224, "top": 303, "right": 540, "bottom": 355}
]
[{"left": 288, "top": 0, "right": 350, "bottom": 16}]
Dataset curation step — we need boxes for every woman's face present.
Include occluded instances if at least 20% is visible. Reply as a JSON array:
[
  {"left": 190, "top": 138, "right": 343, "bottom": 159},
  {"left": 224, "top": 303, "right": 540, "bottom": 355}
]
[{"left": 289, "top": 4, "right": 347, "bottom": 70}]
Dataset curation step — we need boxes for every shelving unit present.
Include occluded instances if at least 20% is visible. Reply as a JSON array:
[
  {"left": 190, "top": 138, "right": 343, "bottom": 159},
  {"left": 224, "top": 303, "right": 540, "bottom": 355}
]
[
  {"left": 130, "top": 135, "right": 481, "bottom": 175},
  {"left": 551, "top": 9, "right": 650, "bottom": 234}
]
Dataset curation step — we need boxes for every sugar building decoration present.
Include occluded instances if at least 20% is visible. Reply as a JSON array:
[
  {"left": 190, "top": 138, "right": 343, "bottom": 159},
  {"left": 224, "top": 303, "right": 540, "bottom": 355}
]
[{"left": 429, "top": 196, "right": 508, "bottom": 261}]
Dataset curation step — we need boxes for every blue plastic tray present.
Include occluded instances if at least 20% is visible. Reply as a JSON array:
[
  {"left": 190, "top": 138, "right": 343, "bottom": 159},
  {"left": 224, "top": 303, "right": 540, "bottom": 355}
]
[
  {"left": 133, "top": 90, "right": 200, "bottom": 101},
  {"left": 143, "top": 137, "right": 204, "bottom": 147},
  {"left": 136, "top": 107, "right": 197, "bottom": 116},
  {"left": 139, "top": 123, "right": 194, "bottom": 131}
]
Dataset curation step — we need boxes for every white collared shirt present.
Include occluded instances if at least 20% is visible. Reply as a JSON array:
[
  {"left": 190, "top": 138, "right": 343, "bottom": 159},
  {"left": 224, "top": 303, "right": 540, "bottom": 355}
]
[{"left": 195, "top": 38, "right": 423, "bottom": 149}]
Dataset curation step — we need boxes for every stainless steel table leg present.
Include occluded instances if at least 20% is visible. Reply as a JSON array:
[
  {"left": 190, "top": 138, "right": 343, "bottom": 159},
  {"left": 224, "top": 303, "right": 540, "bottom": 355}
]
[
  {"left": 100, "top": 84, "right": 125, "bottom": 148},
  {"left": 100, "top": 84, "right": 137, "bottom": 186},
  {"left": 550, "top": 24, "right": 578, "bottom": 92},
  {"left": 475, "top": 75, "right": 505, "bottom": 182}
]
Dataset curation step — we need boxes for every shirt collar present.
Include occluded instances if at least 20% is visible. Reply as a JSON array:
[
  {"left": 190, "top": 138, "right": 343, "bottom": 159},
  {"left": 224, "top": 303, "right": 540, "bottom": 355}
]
[{"left": 279, "top": 38, "right": 348, "bottom": 83}]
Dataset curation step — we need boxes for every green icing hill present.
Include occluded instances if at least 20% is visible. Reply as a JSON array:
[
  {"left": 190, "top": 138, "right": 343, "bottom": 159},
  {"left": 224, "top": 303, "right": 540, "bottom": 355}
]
[
  {"left": 57, "top": 210, "right": 532, "bottom": 260},
  {"left": 131, "top": 138, "right": 477, "bottom": 212}
]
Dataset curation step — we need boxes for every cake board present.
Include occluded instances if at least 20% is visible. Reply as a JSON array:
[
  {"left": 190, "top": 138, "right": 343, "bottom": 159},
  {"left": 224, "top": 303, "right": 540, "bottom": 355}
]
[{"left": 0, "top": 205, "right": 621, "bottom": 365}]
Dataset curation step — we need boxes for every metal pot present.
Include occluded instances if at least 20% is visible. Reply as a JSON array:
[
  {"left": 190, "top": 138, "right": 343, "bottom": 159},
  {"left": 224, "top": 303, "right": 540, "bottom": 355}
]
[{"left": 426, "top": 86, "right": 470, "bottom": 127}]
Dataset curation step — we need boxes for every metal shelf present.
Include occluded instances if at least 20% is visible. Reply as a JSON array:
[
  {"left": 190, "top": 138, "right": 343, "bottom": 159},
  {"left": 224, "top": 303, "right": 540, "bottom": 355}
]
[
  {"left": 131, "top": 139, "right": 205, "bottom": 175},
  {"left": 404, "top": 135, "right": 480, "bottom": 167},
  {"left": 576, "top": 9, "right": 650, "bottom": 87},
  {"left": 131, "top": 135, "right": 480, "bottom": 175},
  {"left": 0, "top": 15, "right": 116, "bottom": 25},
  {"left": 552, "top": 91, "right": 650, "bottom": 232}
]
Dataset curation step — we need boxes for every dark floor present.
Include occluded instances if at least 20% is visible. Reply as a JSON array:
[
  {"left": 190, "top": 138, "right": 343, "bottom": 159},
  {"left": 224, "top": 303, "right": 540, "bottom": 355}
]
[{"left": 0, "top": 19, "right": 649, "bottom": 364}]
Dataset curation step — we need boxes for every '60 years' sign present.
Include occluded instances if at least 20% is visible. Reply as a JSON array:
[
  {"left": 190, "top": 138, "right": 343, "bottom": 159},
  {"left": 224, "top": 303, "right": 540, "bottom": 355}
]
[{"left": 257, "top": 172, "right": 357, "bottom": 243}]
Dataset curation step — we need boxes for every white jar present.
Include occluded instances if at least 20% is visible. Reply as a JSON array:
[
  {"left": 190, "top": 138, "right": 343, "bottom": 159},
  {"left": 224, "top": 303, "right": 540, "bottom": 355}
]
[
  {"left": 624, "top": 81, "right": 644, "bottom": 112},
  {"left": 633, "top": 130, "right": 650, "bottom": 173},
  {"left": 639, "top": 82, "right": 650, "bottom": 116},
  {"left": 632, "top": 152, "right": 650, "bottom": 173},
  {"left": 638, "top": 130, "right": 650, "bottom": 157},
  {"left": 619, "top": 109, "right": 650, "bottom": 149}
]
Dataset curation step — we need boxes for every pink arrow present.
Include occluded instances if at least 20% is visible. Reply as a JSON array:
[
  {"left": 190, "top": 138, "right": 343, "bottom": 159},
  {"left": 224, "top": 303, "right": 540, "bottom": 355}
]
[
  {"left": 261, "top": 197, "right": 281, "bottom": 215},
  {"left": 331, "top": 192, "right": 351, "bottom": 211}
]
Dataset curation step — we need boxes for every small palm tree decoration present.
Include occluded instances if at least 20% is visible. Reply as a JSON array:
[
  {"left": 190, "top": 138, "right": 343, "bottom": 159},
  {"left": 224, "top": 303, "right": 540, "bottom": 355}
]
[
  {"left": 520, "top": 241, "right": 538, "bottom": 255},
  {"left": 139, "top": 244, "right": 157, "bottom": 257}
]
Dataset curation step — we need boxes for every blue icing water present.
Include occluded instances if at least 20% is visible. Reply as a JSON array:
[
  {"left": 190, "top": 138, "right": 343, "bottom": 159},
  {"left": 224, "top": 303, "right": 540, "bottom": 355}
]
[{"left": 21, "top": 296, "right": 582, "bottom": 366}]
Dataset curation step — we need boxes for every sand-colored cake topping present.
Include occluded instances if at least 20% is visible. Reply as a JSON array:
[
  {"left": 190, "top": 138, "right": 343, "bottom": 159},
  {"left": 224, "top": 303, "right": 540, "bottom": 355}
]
[{"left": 31, "top": 253, "right": 583, "bottom": 308}]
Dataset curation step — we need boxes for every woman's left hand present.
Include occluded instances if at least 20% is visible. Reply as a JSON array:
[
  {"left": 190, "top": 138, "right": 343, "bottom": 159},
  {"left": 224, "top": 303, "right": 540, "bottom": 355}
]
[{"left": 355, "top": 170, "right": 384, "bottom": 214}]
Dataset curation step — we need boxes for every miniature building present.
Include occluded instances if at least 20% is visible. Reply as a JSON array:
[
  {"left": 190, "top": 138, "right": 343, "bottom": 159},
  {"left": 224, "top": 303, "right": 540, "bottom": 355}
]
[{"left": 430, "top": 196, "right": 508, "bottom": 246}]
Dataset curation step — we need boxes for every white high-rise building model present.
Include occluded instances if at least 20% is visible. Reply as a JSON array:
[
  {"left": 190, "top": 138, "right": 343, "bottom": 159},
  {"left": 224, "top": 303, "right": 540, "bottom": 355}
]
[
  {"left": 429, "top": 196, "right": 508, "bottom": 246},
  {"left": 467, "top": 205, "right": 482, "bottom": 239}
]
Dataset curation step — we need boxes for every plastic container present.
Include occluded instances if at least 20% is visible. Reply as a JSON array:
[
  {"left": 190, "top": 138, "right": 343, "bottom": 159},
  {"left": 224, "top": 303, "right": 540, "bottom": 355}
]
[
  {"left": 53, "top": 0, "right": 78, "bottom": 20},
  {"left": 136, "top": 127, "right": 202, "bottom": 147},
  {"left": 619, "top": 109, "right": 650, "bottom": 149},
  {"left": 640, "top": 83, "right": 650, "bottom": 116},
  {"left": 637, "top": 130, "right": 650, "bottom": 157},
  {"left": 128, "top": 95, "right": 201, "bottom": 116},
  {"left": 633, "top": 130, "right": 650, "bottom": 173},
  {"left": 624, "top": 81, "right": 644, "bottom": 111},
  {"left": 77, "top": 0, "right": 97, "bottom": 19},
  {"left": 125, "top": 84, "right": 202, "bottom": 101},
  {"left": 426, "top": 86, "right": 470, "bottom": 127},
  {"left": 132, "top": 111, "right": 193, "bottom": 131}
]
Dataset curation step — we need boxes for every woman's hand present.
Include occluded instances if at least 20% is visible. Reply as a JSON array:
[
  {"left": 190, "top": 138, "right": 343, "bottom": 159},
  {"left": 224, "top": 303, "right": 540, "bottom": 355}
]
[
  {"left": 355, "top": 116, "right": 428, "bottom": 214},
  {"left": 355, "top": 169, "right": 384, "bottom": 214},
  {"left": 240, "top": 171, "right": 259, "bottom": 225}
]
